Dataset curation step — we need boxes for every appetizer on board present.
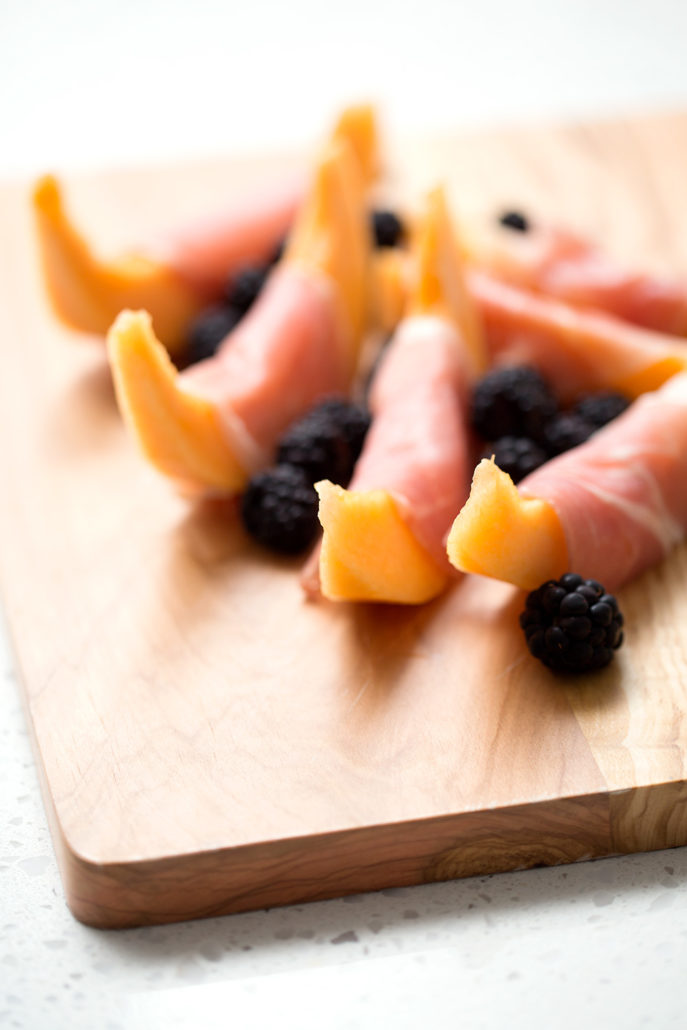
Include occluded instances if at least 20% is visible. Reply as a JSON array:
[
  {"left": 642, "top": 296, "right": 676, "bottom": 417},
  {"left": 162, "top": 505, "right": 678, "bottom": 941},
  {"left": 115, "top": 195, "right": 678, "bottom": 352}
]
[
  {"left": 447, "top": 372, "right": 687, "bottom": 592},
  {"left": 312, "top": 186, "right": 484, "bottom": 604},
  {"left": 108, "top": 135, "right": 372, "bottom": 497}
]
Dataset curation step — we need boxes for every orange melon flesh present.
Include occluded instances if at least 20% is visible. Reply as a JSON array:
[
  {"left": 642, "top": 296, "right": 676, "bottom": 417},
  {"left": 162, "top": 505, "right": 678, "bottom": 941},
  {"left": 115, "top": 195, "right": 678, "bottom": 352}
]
[
  {"left": 316, "top": 481, "right": 447, "bottom": 603},
  {"left": 32, "top": 175, "right": 201, "bottom": 357},
  {"left": 330, "top": 104, "right": 379, "bottom": 186},
  {"left": 107, "top": 310, "right": 246, "bottom": 495},
  {"left": 370, "top": 249, "right": 408, "bottom": 335},
  {"left": 407, "top": 186, "right": 487, "bottom": 376},
  {"left": 446, "top": 458, "right": 568, "bottom": 591},
  {"left": 284, "top": 138, "right": 369, "bottom": 367}
]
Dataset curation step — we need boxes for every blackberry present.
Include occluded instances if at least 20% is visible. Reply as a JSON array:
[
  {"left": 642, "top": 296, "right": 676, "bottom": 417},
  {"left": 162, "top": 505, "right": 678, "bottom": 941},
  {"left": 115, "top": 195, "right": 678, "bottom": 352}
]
[
  {"left": 519, "top": 573, "right": 624, "bottom": 673},
  {"left": 186, "top": 304, "right": 242, "bottom": 364},
  {"left": 470, "top": 365, "right": 558, "bottom": 444},
  {"left": 499, "top": 210, "right": 530, "bottom": 232},
  {"left": 544, "top": 412, "right": 595, "bottom": 456},
  {"left": 277, "top": 399, "right": 371, "bottom": 485},
  {"left": 572, "top": 392, "right": 630, "bottom": 430},
  {"left": 240, "top": 465, "right": 319, "bottom": 555},
  {"left": 225, "top": 265, "right": 270, "bottom": 314},
  {"left": 487, "top": 436, "right": 548, "bottom": 483},
  {"left": 371, "top": 209, "right": 405, "bottom": 248}
]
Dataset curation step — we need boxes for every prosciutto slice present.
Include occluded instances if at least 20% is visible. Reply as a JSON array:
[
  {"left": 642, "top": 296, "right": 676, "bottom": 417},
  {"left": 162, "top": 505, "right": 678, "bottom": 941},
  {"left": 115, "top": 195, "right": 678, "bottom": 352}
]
[
  {"left": 475, "top": 222, "right": 687, "bottom": 335},
  {"left": 470, "top": 271, "right": 687, "bottom": 403},
  {"left": 349, "top": 314, "right": 472, "bottom": 572},
  {"left": 520, "top": 372, "right": 687, "bottom": 590}
]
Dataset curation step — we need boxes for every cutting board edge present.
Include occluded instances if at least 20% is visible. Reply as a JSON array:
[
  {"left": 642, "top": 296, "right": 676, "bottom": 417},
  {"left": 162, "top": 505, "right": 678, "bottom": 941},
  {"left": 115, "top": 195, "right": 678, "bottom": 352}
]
[{"left": 48, "top": 788, "right": 620, "bottom": 928}]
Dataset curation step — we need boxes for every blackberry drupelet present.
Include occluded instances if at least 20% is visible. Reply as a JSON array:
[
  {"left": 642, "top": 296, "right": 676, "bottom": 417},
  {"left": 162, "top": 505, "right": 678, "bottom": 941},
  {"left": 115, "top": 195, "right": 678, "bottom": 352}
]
[
  {"left": 544, "top": 412, "right": 595, "bottom": 456},
  {"left": 572, "top": 392, "right": 630, "bottom": 429},
  {"left": 487, "top": 436, "right": 548, "bottom": 483},
  {"left": 276, "top": 399, "right": 371, "bottom": 485},
  {"left": 371, "top": 209, "right": 405, "bottom": 248},
  {"left": 519, "top": 573, "right": 624, "bottom": 673},
  {"left": 225, "top": 265, "right": 270, "bottom": 314},
  {"left": 186, "top": 304, "right": 242, "bottom": 364},
  {"left": 240, "top": 465, "right": 319, "bottom": 555},
  {"left": 470, "top": 365, "right": 558, "bottom": 444},
  {"left": 498, "top": 210, "right": 530, "bottom": 232}
]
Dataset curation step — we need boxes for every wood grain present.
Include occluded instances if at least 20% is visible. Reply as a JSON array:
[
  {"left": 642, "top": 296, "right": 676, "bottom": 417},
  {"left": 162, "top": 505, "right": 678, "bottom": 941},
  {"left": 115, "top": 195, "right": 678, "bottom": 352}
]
[{"left": 2, "top": 112, "right": 687, "bottom": 928}]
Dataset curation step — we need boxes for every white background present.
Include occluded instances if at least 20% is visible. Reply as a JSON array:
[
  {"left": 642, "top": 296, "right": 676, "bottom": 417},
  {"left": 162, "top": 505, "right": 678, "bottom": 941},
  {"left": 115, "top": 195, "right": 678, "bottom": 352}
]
[{"left": 3, "top": 2, "right": 687, "bottom": 1028}]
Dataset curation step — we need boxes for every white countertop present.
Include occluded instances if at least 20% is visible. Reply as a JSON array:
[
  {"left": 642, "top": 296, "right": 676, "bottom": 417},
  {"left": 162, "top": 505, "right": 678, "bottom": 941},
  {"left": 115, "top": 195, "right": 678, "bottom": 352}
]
[{"left": 3, "top": 2, "right": 687, "bottom": 1027}]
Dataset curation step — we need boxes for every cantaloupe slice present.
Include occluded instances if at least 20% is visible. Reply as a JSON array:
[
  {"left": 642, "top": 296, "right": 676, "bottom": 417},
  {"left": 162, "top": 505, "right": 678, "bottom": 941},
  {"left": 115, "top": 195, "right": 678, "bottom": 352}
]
[
  {"left": 284, "top": 137, "right": 370, "bottom": 368},
  {"left": 107, "top": 310, "right": 246, "bottom": 494},
  {"left": 331, "top": 103, "right": 379, "bottom": 186},
  {"left": 315, "top": 186, "right": 477, "bottom": 604},
  {"left": 108, "top": 137, "right": 371, "bottom": 496},
  {"left": 408, "top": 186, "right": 487, "bottom": 376},
  {"left": 33, "top": 175, "right": 200, "bottom": 356},
  {"left": 369, "top": 248, "right": 408, "bottom": 335},
  {"left": 32, "top": 105, "right": 379, "bottom": 357},
  {"left": 316, "top": 482, "right": 447, "bottom": 603},
  {"left": 446, "top": 458, "right": 568, "bottom": 591}
]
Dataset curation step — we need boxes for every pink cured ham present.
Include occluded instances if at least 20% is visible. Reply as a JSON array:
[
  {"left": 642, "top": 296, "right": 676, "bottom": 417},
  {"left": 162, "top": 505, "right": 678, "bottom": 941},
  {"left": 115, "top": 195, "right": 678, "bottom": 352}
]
[
  {"left": 155, "top": 175, "right": 303, "bottom": 297},
  {"left": 520, "top": 372, "right": 687, "bottom": 590},
  {"left": 484, "top": 223, "right": 687, "bottom": 335},
  {"left": 180, "top": 264, "right": 348, "bottom": 471},
  {"left": 351, "top": 315, "right": 471, "bottom": 572},
  {"left": 469, "top": 270, "right": 687, "bottom": 403}
]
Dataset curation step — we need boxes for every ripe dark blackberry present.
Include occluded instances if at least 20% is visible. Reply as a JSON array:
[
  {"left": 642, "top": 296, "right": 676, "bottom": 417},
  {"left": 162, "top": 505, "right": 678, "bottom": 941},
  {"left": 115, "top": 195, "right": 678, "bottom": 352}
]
[
  {"left": 519, "top": 573, "right": 624, "bottom": 673},
  {"left": 544, "top": 412, "right": 595, "bottom": 456},
  {"left": 276, "top": 399, "right": 371, "bottom": 485},
  {"left": 240, "top": 465, "right": 319, "bottom": 555},
  {"left": 371, "top": 209, "right": 405, "bottom": 248},
  {"left": 470, "top": 365, "right": 558, "bottom": 444},
  {"left": 572, "top": 392, "right": 630, "bottom": 430},
  {"left": 487, "top": 436, "right": 548, "bottom": 483},
  {"left": 498, "top": 210, "right": 530, "bottom": 232},
  {"left": 225, "top": 265, "right": 270, "bottom": 314},
  {"left": 186, "top": 304, "right": 242, "bottom": 364}
]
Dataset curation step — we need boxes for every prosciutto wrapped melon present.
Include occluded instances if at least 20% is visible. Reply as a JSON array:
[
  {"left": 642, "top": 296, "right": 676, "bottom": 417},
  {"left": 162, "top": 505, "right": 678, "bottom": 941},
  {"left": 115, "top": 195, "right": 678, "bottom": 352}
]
[
  {"left": 447, "top": 372, "right": 687, "bottom": 592},
  {"left": 470, "top": 218, "right": 687, "bottom": 335},
  {"left": 370, "top": 257, "right": 687, "bottom": 401},
  {"left": 472, "top": 272, "right": 687, "bottom": 401},
  {"left": 312, "top": 186, "right": 485, "bottom": 604},
  {"left": 32, "top": 105, "right": 378, "bottom": 356},
  {"left": 107, "top": 135, "right": 372, "bottom": 497}
]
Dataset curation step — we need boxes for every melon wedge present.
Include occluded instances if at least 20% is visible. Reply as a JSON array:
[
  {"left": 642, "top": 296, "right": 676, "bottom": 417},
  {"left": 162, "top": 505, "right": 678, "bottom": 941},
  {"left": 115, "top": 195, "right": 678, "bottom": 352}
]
[
  {"left": 408, "top": 186, "right": 486, "bottom": 376},
  {"left": 317, "top": 482, "right": 446, "bottom": 603},
  {"left": 446, "top": 458, "right": 568, "bottom": 592},
  {"left": 32, "top": 175, "right": 200, "bottom": 357},
  {"left": 107, "top": 310, "right": 246, "bottom": 495}
]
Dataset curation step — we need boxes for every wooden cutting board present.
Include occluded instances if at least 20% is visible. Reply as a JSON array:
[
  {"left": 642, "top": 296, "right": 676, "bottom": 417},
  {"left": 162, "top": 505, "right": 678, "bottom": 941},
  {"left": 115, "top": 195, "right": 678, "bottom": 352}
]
[{"left": 2, "top": 112, "right": 687, "bottom": 929}]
